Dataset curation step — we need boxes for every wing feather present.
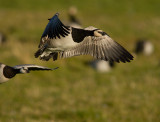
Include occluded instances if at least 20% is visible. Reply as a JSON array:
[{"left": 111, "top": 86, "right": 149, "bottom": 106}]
[
  {"left": 41, "top": 13, "right": 70, "bottom": 39},
  {"left": 38, "top": 13, "right": 70, "bottom": 48},
  {"left": 13, "top": 64, "right": 58, "bottom": 71},
  {"left": 60, "top": 35, "right": 133, "bottom": 63}
]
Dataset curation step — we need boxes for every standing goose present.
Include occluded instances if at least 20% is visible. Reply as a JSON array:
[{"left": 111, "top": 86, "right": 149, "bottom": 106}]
[
  {"left": 0, "top": 63, "right": 58, "bottom": 83},
  {"left": 135, "top": 39, "right": 154, "bottom": 56},
  {"left": 67, "top": 6, "right": 82, "bottom": 28},
  {"left": 89, "top": 60, "right": 115, "bottom": 73},
  {"left": 35, "top": 13, "right": 133, "bottom": 63}
]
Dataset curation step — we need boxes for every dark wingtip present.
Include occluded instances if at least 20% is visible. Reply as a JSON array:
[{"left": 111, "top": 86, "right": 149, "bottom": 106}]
[
  {"left": 55, "top": 12, "right": 59, "bottom": 16},
  {"left": 124, "top": 55, "right": 134, "bottom": 63},
  {"left": 48, "top": 12, "right": 60, "bottom": 20},
  {"left": 51, "top": 67, "right": 59, "bottom": 70},
  {"left": 34, "top": 50, "right": 41, "bottom": 58},
  {"left": 113, "top": 51, "right": 134, "bottom": 63},
  {"left": 128, "top": 54, "right": 134, "bottom": 61}
]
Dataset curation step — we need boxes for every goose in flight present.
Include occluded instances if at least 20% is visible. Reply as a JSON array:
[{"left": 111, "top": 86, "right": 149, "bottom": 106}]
[
  {"left": 35, "top": 13, "right": 133, "bottom": 63},
  {"left": 0, "top": 63, "right": 58, "bottom": 83}
]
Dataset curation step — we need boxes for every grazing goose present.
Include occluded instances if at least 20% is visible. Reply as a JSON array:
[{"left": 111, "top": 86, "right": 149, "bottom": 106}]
[
  {"left": 135, "top": 39, "right": 154, "bottom": 56},
  {"left": 68, "top": 6, "right": 82, "bottom": 28},
  {"left": 0, "top": 63, "right": 58, "bottom": 83},
  {"left": 35, "top": 13, "right": 133, "bottom": 63},
  {"left": 90, "top": 60, "right": 115, "bottom": 73}
]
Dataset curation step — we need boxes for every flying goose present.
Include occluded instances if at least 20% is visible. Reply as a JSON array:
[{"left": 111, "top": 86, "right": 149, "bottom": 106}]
[
  {"left": 35, "top": 13, "right": 133, "bottom": 63},
  {"left": 0, "top": 63, "right": 58, "bottom": 83}
]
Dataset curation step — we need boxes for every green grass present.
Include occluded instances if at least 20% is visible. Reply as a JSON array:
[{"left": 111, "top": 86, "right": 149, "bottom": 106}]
[{"left": 0, "top": 0, "right": 160, "bottom": 121}]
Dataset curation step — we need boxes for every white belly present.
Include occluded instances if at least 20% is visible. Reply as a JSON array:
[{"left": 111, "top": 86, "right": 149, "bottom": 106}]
[{"left": 48, "top": 34, "right": 78, "bottom": 50}]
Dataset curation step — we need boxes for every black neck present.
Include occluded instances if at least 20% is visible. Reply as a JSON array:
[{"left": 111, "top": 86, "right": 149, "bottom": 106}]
[
  {"left": 71, "top": 27, "right": 94, "bottom": 43},
  {"left": 3, "top": 66, "right": 19, "bottom": 79},
  {"left": 85, "top": 30, "right": 94, "bottom": 36}
]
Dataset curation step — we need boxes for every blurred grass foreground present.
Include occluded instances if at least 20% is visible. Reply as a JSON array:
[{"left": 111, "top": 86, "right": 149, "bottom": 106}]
[{"left": 0, "top": 0, "right": 160, "bottom": 121}]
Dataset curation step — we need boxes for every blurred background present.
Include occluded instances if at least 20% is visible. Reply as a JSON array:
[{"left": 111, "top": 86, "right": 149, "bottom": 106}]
[{"left": 0, "top": 0, "right": 160, "bottom": 121}]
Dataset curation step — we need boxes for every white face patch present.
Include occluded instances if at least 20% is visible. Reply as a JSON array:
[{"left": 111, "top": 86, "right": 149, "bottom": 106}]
[
  {"left": 0, "top": 64, "right": 9, "bottom": 83},
  {"left": 94, "top": 30, "right": 103, "bottom": 37}
]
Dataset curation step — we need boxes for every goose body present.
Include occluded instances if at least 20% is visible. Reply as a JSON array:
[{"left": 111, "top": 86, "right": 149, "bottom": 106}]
[
  {"left": 35, "top": 13, "right": 133, "bottom": 63},
  {"left": 90, "top": 60, "right": 115, "bottom": 73},
  {"left": 0, "top": 63, "right": 58, "bottom": 83},
  {"left": 135, "top": 40, "right": 154, "bottom": 56},
  {"left": 47, "top": 32, "right": 78, "bottom": 49}
]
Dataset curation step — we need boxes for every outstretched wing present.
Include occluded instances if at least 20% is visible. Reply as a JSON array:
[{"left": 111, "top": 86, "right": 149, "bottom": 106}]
[
  {"left": 38, "top": 13, "right": 70, "bottom": 48},
  {"left": 60, "top": 34, "right": 133, "bottom": 63},
  {"left": 42, "top": 13, "right": 70, "bottom": 39},
  {"left": 13, "top": 64, "right": 59, "bottom": 71}
]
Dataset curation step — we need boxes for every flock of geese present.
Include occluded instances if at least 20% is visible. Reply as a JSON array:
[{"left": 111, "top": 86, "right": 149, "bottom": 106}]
[{"left": 0, "top": 7, "right": 154, "bottom": 83}]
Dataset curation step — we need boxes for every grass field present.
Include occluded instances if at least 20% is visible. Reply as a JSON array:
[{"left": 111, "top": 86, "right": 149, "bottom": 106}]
[{"left": 0, "top": 0, "right": 160, "bottom": 121}]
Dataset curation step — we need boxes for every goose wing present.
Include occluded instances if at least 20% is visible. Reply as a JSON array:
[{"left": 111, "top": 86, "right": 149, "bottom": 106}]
[
  {"left": 39, "top": 13, "right": 70, "bottom": 48},
  {"left": 60, "top": 31, "right": 133, "bottom": 63},
  {"left": 13, "top": 64, "right": 59, "bottom": 71}
]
